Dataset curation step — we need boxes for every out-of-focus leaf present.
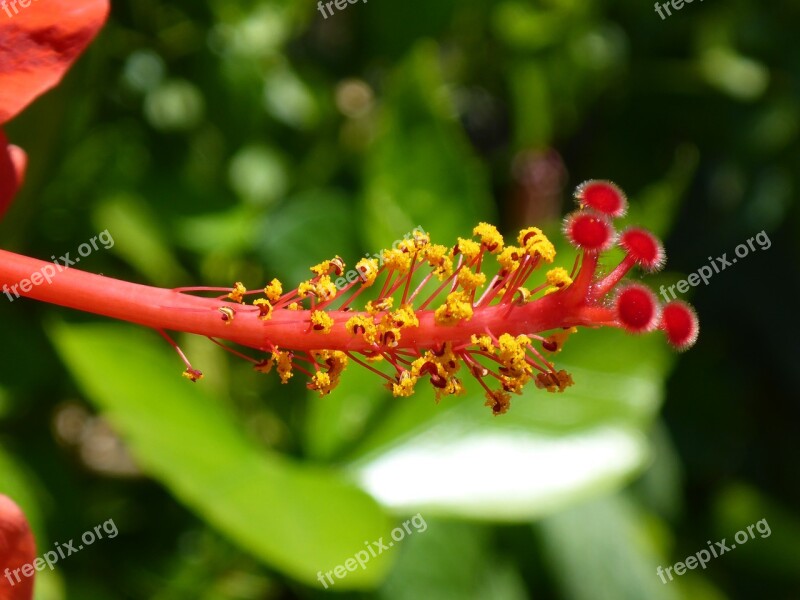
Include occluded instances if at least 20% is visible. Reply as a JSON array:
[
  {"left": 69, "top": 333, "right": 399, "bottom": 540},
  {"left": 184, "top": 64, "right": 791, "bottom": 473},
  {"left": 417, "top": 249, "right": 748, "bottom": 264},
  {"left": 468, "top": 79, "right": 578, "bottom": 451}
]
[
  {"left": 0, "top": 444, "right": 44, "bottom": 541},
  {"left": 49, "top": 321, "right": 395, "bottom": 589},
  {"left": 713, "top": 483, "right": 800, "bottom": 578},
  {"left": 176, "top": 207, "right": 258, "bottom": 256},
  {"left": 537, "top": 494, "right": 681, "bottom": 600},
  {"left": 380, "top": 519, "right": 528, "bottom": 600},
  {"left": 256, "top": 189, "right": 360, "bottom": 286},
  {"left": 303, "top": 365, "right": 388, "bottom": 462},
  {"left": 363, "top": 42, "right": 494, "bottom": 250},
  {"left": 92, "top": 193, "right": 190, "bottom": 287}
]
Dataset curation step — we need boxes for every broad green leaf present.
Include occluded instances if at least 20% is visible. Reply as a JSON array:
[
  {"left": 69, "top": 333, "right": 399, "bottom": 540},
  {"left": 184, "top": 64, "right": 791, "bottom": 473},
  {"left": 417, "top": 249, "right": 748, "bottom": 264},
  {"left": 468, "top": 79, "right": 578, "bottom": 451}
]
[{"left": 48, "top": 322, "right": 394, "bottom": 589}]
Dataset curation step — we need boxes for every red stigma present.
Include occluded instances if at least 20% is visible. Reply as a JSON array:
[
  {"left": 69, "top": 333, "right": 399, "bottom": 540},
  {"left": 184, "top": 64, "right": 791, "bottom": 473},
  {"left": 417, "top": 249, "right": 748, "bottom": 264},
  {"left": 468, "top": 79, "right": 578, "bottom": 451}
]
[
  {"left": 615, "top": 284, "right": 660, "bottom": 333},
  {"left": 564, "top": 211, "right": 615, "bottom": 251},
  {"left": 619, "top": 227, "right": 665, "bottom": 271},
  {"left": 575, "top": 180, "right": 627, "bottom": 218},
  {"left": 660, "top": 301, "right": 699, "bottom": 351}
]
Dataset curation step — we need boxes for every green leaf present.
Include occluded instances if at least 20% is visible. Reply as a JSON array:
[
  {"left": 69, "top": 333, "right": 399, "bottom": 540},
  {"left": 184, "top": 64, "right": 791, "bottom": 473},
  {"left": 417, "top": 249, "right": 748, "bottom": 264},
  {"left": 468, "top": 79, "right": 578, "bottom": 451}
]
[{"left": 48, "top": 321, "right": 394, "bottom": 589}]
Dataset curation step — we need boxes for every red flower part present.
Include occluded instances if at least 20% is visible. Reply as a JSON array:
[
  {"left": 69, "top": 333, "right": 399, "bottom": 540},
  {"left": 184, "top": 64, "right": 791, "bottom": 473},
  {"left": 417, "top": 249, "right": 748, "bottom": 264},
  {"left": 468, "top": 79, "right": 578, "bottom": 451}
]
[
  {"left": 574, "top": 180, "right": 627, "bottom": 218},
  {"left": 614, "top": 283, "right": 660, "bottom": 334},
  {"left": 618, "top": 227, "right": 665, "bottom": 272},
  {"left": 0, "top": 0, "right": 110, "bottom": 220},
  {"left": 0, "top": 495, "right": 36, "bottom": 600},
  {"left": 0, "top": 0, "right": 110, "bottom": 125},
  {"left": 592, "top": 226, "right": 665, "bottom": 297},
  {"left": 660, "top": 301, "right": 699, "bottom": 351},
  {"left": 0, "top": 133, "right": 27, "bottom": 220},
  {"left": 0, "top": 183, "right": 699, "bottom": 414},
  {"left": 563, "top": 211, "right": 615, "bottom": 251}
]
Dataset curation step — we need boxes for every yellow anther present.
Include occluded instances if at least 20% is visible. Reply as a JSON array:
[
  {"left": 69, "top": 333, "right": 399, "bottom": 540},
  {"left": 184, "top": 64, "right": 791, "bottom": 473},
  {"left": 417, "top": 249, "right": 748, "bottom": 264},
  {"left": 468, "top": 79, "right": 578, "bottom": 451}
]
[
  {"left": 310, "top": 310, "right": 334, "bottom": 334},
  {"left": 457, "top": 269, "right": 487, "bottom": 292},
  {"left": 345, "top": 315, "right": 379, "bottom": 344},
  {"left": 544, "top": 267, "right": 573, "bottom": 295},
  {"left": 298, "top": 280, "right": 316, "bottom": 298},
  {"left": 423, "top": 244, "right": 453, "bottom": 279},
  {"left": 500, "top": 375, "right": 527, "bottom": 394},
  {"left": 253, "top": 299, "right": 273, "bottom": 320},
  {"left": 315, "top": 276, "right": 337, "bottom": 302},
  {"left": 355, "top": 258, "right": 380, "bottom": 286},
  {"left": 366, "top": 297, "right": 393, "bottom": 314},
  {"left": 264, "top": 279, "right": 283, "bottom": 303},
  {"left": 396, "top": 239, "right": 418, "bottom": 254},
  {"left": 287, "top": 302, "right": 301, "bottom": 310},
  {"left": 497, "top": 246, "right": 523, "bottom": 273},
  {"left": 382, "top": 248, "right": 412, "bottom": 273},
  {"left": 311, "top": 256, "right": 344, "bottom": 277},
  {"left": 274, "top": 350, "right": 293, "bottom": 383},
  {"left": 515, "top": 287, "right": 531, "bottom": 303},
  {"left": 497, "top": 333, "right": 532, "bottom": 378},
  {"left": 454, "top": 237, "right": 481, "bottom": 262},
  {"left": 543, "top": 327, "right": 578, "bottom": 353},
  {"left": 434, "top": 291, "right": 474, "bottom": 326},
  {"left": 473, "top": 222, "right": 504, "bottom": 253},
  {"left": 182, "top": 368, "right": 204, "bottom": 382},
  {"left": 471, "top": 334, "right": 494, "bottom": 352},
  {"left": 218, "top": 306, "right": 235, "bottom": 324},
  {"left": 313, "top": 350, "right": 349, "bottom": 379},
  {"left": 391, "top": 371, "right": 418, "bottom": 397},
  {"left": 412, "top": 229, "right": 430, "bottom": 249},
  {"left": 307, "top": 371, "right": 335, "bottom": 395},
  {"left": 534, "top": 370, "right": 574, "bottom": 393},
  {"left": 435, "top": 376, "right": 464, "bottom": 401},
  {"left": 518, "top": 227, "right": 556, "bottom": 263},
  {"left": 390, "top": 305, "right": 419, "bottom": 329},
  {"left": 228, "top": 282, "right": 247, "bottom": 303},
  {"left": 485, "top": 390, "right": 511, "bottom": 415},
  {"left": 253, "top": 358, "right": 273, "bottom": 374}
]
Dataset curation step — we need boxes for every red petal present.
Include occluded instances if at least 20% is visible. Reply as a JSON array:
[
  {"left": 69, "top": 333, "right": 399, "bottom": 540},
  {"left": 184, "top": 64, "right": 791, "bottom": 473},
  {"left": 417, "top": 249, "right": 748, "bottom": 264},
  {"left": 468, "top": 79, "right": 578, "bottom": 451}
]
[
  {"left": 0, "top": 129, "right": 28, "bottom": 220},
  {"left": 0, "top": 0, "right": 110, "bottom": 125},
  {"left": 0, "top": 494, "right": 37, "bottom": 600}
]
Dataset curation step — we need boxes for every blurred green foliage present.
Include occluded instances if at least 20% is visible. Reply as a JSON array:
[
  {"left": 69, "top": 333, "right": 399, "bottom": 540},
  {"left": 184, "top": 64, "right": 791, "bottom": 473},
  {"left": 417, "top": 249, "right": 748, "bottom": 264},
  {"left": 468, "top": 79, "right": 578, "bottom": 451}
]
[{"left": 1, "top": 0, "right": 799, "bottom": 598}]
